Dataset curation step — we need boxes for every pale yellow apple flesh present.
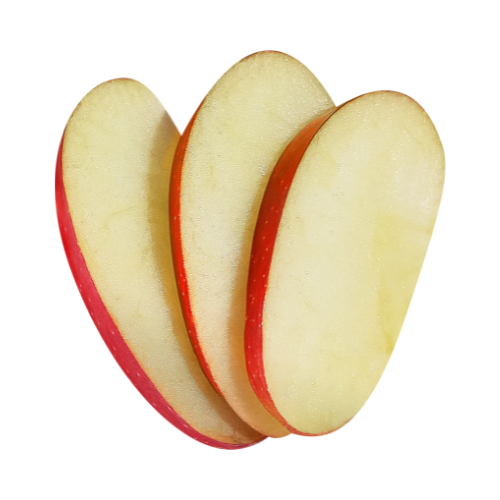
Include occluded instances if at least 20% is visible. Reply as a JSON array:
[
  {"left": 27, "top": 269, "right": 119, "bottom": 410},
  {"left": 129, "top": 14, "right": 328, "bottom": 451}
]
[
  {"left": 173, "top": 52, "right": 334, "bottom": 437},
  {"left": 258, "top": 91, "right": 445, "bottom": 435},
  {"left": 61, "top": 79, "right": 263, "bottom": 447}
]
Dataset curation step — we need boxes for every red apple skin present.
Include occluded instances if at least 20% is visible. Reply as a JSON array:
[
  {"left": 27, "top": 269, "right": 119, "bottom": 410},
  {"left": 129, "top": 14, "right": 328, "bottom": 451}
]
[
  {"left": 169, "top": 105, "right": 225, "bottom": 397},
  {"left": 56, "top": 136, "right": 261, "bottom": 450},
  {"left": 245, "top": 108, "right": 341, "bottom": 436}
]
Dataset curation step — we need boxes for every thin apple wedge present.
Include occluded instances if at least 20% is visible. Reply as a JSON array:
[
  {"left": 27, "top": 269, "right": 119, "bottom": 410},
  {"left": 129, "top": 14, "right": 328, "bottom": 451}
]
[
  {"left": 246, "top": 91, "right": 445, "bottom": 435},
  {"left": 170, "top": 51, "right": 334, "bottom": 437},
  {"left": 56, "top": 79, "right": 264, "bottom": 449}
]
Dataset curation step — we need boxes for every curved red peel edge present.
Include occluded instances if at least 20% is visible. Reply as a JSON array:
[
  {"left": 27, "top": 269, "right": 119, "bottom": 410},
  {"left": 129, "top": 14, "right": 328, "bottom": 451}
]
[
  {"left": 169, "top": 104, "right": 226, "bottom": 398},
  {"left": 245, "top": 108, "right": 341, "bottom": 437},
  {"left": 55, "top": 134, "right": 260, "bottom": 450}
]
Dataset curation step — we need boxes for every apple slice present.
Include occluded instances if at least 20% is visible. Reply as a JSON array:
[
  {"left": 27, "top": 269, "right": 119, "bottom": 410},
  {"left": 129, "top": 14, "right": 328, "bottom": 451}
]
[
  {"left": 170, "top": 51, "right": 334, "bottom": 437},
  {"left": 246, "top": 91, "right": 445, "bottom": 436},
  {"left": 56, "top": 78, "right": 264, "bottom": 449}
]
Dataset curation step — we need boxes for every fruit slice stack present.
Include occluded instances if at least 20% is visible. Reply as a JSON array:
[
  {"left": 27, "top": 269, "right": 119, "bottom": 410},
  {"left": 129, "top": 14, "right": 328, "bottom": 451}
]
[{"left": 56, "top": 52, "right": 445, "bottom": 449}]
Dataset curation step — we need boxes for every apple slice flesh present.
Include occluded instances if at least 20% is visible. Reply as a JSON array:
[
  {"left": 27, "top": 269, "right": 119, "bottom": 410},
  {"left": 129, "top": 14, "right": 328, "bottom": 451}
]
[
  {"left": 246, "top": 91, "right": 445, "bottom": 435},
  {"left": 56, "top": 79, "right": 264, "bottom": 448},
  {"left": 171, "top": 51, "right": 334, "bottom": 437}
]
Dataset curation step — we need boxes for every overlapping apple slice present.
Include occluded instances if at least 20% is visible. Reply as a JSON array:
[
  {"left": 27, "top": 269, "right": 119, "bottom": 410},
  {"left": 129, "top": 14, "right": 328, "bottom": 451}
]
[
  {"left": 56, "top": 78, "right": 264, "bottom": 449},
  {"left": 170, "top": 51, "right": 335, "bottom": 437},
  {"left": 246, "top": 91, "right": 445, "bottom": 435}
]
